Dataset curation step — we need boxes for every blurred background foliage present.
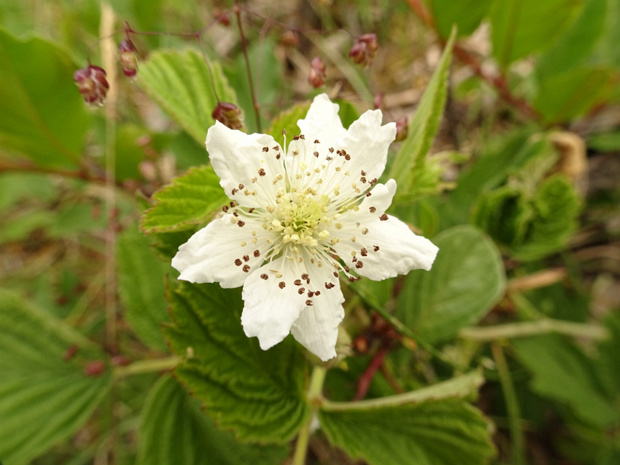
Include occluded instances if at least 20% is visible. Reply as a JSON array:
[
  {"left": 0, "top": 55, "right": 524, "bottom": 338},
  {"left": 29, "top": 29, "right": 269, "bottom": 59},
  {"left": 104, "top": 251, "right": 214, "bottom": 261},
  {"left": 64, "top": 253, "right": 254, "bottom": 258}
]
[{"left": 0, "top": 0, "right": 619, "bottom": 464}]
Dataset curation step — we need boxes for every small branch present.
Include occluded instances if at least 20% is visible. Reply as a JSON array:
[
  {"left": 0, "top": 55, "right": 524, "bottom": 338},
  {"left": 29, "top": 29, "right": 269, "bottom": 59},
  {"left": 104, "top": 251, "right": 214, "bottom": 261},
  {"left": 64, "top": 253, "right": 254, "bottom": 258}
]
[
  {"left": 322, "top": 371, "right": 484, "bottom": 412},
  {"left": 113, "top": 356, "right": 181, "bottom": 380},
  {"left": 459, "top": 319, "right": 608, "bottom": 342},
  {"left": 0, "top": 159, "right": 107, "bottom": 184},
  {"left": 492, "top": 343, "right": 525, "bottom": 465},
  {"left": 507, "top": 268, "right": 567, "bottom": 292},
  {"left": 354, "top": 344, "right": 390, "bottom": 401},
  {"left": 234, "top": 1, "right": 262, "bottom": 132},
  {"left": 292, "top": 366, "right": 327, "bottom": 465}
]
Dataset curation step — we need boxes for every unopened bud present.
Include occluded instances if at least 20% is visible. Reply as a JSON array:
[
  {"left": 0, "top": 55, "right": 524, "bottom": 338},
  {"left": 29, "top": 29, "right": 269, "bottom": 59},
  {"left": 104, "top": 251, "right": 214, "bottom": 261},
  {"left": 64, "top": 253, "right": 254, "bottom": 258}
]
[
  {"left": 214, "top": 9, "right": 231, "bottom": 26},
  {"left": 280, "top": 30, "right": 299, "bottom": 48},
  {"left": 74, "top": 64, "right": 109, "bottom": 106},
  {"left": 349, "top": 33, "right": 378, "bottom": 66},
  {"left": 373, "top": 92, "right": 384, "bottom": 110},
  {"left": 212, "top": 101, "right": 244, "bottom": 130},
  {"left": 308, "top": 56, "right": 326, "bottom": 89},
  {"left": 118, "top": 39, "right": 139, "bottom": 79},
  {"left": 395, "top": 116, "right": 408, "bottom": 142}
]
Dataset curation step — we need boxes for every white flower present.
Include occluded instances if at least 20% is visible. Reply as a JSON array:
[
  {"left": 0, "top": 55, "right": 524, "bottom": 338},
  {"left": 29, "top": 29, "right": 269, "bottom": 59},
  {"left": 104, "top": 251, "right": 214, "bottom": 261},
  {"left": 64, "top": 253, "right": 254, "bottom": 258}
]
[{"left": 172, "top": 94, "right": 439, "bottom": 361}]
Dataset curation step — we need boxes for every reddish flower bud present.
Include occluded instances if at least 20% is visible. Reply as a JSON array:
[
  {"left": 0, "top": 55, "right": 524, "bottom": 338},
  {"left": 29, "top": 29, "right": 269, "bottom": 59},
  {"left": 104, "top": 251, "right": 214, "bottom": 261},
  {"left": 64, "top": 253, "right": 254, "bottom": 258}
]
[
  {"left": 349, "top": 33, "right": 379, "bottom": 66},
  {"left": 214, "top": 9, "right": 231, "bottom": 26},
  {"left": 279, "top": 30, "right": 299, "bottom": 48},
  {"left": 308, "top": 56, "right": 326, "bottom": 89},
  {"left": 118, "top": 39, "right": 139, "bottom": 79},
  {"left": 84, "top": 360, "right": 106, "bottom": 377},
  {"left": 212, "top": 101, "right": 244, "bottom": 130},
  {"left": 74, "top": 64, "right": 109, "bottom": 106},
  {"left": 395, "top": 116, "right": 408, "bottom": 142}
]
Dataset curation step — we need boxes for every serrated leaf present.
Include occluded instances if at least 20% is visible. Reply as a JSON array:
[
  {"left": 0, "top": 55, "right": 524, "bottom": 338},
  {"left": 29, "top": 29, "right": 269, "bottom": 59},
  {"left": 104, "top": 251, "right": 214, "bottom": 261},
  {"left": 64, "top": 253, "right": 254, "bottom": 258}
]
[
  {"left": 512, "top": 334, "right": 618, "bottom": 427},
  {"left": 0, "top": 29, "right": 89, "bottom": 168},
  {"left": 141, "top": 165, "right": 228, "bottom": 234},
  {"left": 396, "top": 225, "right": 505, "bottom": 343},
  {"left": 138, "top": 49, "right": 238, "bottom": 144},
  {"left": 389, "top": 29, "right": 455, "bottom": 201},
  {"left": 0, "top": 290, "right": 111, "bottom": 465},
  {"left": 489, "top": 0, "right": 581, "bottom": 67},
  {"left": 319, "top": 399, "right": 495, "bottom": 465},
  {"left": 512, "top": 175, "right": 580, "bottom": 260},
  {"left": 428, "top": 0, "right": 494, "bottom": 38},
  {"left": 164, "top": 281, "right": 310, "bottom": 443},
  {"left": 117, "top": 225, "right": 171, "bottom": 351},
  {"left": 138, "top": 375, "right": 290, "bottom": 465}
]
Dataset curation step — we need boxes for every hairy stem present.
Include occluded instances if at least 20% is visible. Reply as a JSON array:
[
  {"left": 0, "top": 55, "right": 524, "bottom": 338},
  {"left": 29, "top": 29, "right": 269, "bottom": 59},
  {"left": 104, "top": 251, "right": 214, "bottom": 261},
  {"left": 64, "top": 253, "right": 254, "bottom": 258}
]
[
  {"left": 113, "top": 356, "right": 181, "bottom": 380},
  {"left": 292, "top": 366, "right": 327, "bottom": 465},
  {"left": 459, "top": 319, "right": 608, "bottom": 342}
]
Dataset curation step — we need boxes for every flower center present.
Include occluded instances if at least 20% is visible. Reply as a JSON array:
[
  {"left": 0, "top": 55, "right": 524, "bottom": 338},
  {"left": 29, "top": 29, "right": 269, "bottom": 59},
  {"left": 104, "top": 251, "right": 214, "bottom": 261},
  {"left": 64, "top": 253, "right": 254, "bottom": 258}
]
[{"left": 269, "top": 191, "right": 331, "bottom": 247}]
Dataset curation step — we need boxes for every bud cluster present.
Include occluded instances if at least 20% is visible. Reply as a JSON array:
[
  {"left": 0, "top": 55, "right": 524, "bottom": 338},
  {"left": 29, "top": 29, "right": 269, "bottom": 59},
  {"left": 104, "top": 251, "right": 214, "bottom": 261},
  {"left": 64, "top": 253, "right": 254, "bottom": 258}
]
[
  {"left": 74, "top": 65, "right": 109, "bottom": 106},
  {"left": 349, "top": 33, "right": 378, "bottom": 67},
  {"left": 308, "top": 56, "right": 326, "bottom": 89},
  {"left": 212, "top": 101, "right": 244, "bottom": 130}
]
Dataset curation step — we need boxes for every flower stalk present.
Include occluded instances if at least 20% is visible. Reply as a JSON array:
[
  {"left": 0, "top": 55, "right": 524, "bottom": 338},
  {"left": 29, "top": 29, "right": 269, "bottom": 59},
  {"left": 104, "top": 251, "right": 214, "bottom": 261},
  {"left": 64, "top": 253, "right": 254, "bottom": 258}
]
[{"left": 292, "top": 365, "right": 327, "bottom": 465}]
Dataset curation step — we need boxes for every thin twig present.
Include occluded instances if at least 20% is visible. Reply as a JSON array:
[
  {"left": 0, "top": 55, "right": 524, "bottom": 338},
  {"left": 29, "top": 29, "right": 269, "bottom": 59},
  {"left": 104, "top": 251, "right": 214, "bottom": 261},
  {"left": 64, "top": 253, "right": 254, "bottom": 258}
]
[
  {"left": 234, "top": 1, "right": 262, "bottom": 132},
  {"left": 354, "top": 344, "right": 390, "bottom": 400}
]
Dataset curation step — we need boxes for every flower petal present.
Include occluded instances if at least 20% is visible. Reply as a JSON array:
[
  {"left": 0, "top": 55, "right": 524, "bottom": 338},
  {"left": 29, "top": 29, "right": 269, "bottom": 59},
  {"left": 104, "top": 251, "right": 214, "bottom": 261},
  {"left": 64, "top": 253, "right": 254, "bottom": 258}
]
[
  {"left": 340, "top": 109, "right": 396, "bottom": 184},
  {"left": 331, "top": 180, "right": 439, "bottom": 280},
  {"left": 290, "top": 263, "right": 344, "bottom": 361},
  {"left": 172, "top": 214, "right": 273, "bottom": 288},
  {"left": 241, "top": 256, "right": 308, "bottom": 350},
  {"left": 206, "top": 122, "right": 286, "bottom": 207},
  {"left": 297, "top": 93, "right": 346, "bottom": 147}
]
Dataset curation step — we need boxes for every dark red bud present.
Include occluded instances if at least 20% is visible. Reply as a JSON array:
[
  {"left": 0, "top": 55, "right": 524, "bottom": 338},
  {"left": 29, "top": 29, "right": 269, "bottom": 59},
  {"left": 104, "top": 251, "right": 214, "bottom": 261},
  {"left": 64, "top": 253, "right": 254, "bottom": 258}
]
[
  {"left": 395, "top": 116, "right": 408, "bottom": 142},
  {"left": 349, "top": 33, "right": 378, "bottom": 66},
  {"left": 118, "top": 39, "right": 139, "bottom": 78},
  {"left": 214, "top": 9, "right": 231, "bottom": 26},
  {"left": 84, "top": 360, "right": 106, "bottom": 377},
  {"left": 212, "top": 101, "right": 244, "bottom": 130},
  {"left": 63, "top": 345, "right": 79, "bottom": 361},
  {"left": 74, "top": 64, "right": 109, "bottom": 106},
  {"left": 308, "top": 56, "right": 326, "bottom": 88}
]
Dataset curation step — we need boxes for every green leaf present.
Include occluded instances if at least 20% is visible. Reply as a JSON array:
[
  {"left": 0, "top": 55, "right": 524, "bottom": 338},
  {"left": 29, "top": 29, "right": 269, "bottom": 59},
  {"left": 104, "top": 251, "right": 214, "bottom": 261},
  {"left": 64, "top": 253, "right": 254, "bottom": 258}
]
[
  {"left": 138, "top": 375, "right": 290, "bottom": 465},
  {"left": 535, "top": 0, "right": 607, "bottom": 78},
  {"left": 0, "top": 29, "right": 90, "bottom": 168},
  {"left": 389, "top": 29, "right": 455, "bottom": 201},
  {"left": 533, "top": 67, "right": 616, "bottom": 123},
  {"left": 265, "top": 102, "right": 310, "bottom": 145},
  {"left": 117, "top": 225, "right": 171, "bottom": 351},
  {"left": 489, "top": 0, "right": 581, "bottom": 67},
  {"left": 512, "top": 334, "right": 618, "bottom": 427},
  {"left": 428, "top": 0, "right": 494, "bottom": 38},
  {"left": 0, "top": 290, "right": 111, "bottom": 465},
  {"left": 319, "top": 399, "right": 495, "bottom": 465},
  {"left": 396, "top": 225, "right": 506, "bottom": 343},
  {"left": 141, "top": 165, "right": 228, "bottom": 234},
  {"left": 138, "top": 49, "right": 238, "bottom": 145},
  {"left": 164, "top": 281, "right": 310, "bottom": 443},
  {"left": 587, "top": 130, "right": 620, "bottom": 152}
]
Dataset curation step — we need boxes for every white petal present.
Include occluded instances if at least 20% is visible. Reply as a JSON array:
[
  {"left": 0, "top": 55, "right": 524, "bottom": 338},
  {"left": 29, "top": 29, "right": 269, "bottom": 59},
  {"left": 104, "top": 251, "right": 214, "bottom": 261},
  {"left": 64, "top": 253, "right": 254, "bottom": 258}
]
[
  {"left": 290, "top": 265, "right": 344, "bottom": 361},
  {"left": 206, "top": 122, "right": 285, "bottom": 207},
  {"left": 172, "top": 214, "right": 272, "bottom": 288},
  {"left": 330, "top": 180, "right": 438, "bottom": 280},
  {"left": 297, "top": 94, "right": 346, "bottom": 147},
  {"left": 340, "top": 109, "right": 396, "bottom": 184},
  {"left": 241, "top": 256, "right": 308, "bottom": 351}
]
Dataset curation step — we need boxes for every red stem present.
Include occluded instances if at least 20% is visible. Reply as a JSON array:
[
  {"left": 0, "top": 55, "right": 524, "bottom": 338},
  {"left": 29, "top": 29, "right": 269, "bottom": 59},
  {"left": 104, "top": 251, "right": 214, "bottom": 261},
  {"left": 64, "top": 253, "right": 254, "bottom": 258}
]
[{"left": 354, "top": 344, "right": 390, "bottom": 401}]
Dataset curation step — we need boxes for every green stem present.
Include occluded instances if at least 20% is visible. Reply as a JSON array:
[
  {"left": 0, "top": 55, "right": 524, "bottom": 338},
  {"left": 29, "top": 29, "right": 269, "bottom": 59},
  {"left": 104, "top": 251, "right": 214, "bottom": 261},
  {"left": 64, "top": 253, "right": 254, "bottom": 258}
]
[
  {"left": 322, "top": 370, "right": 483, "bottom": 412},
  {"left": 234, "top": 1, "right": 261, "bottom": 132},
  {"left": 459, "top": 319, "right": 608, "bottom": 342},
  {"left": 292, "top": 366, "right": 327, "bottom": 465},
  {"left": 113, "top": 356, "right": 181, "bottom": 380},
  {"left": 492, "top": 343, "right": 525, "bottom": 465}
]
